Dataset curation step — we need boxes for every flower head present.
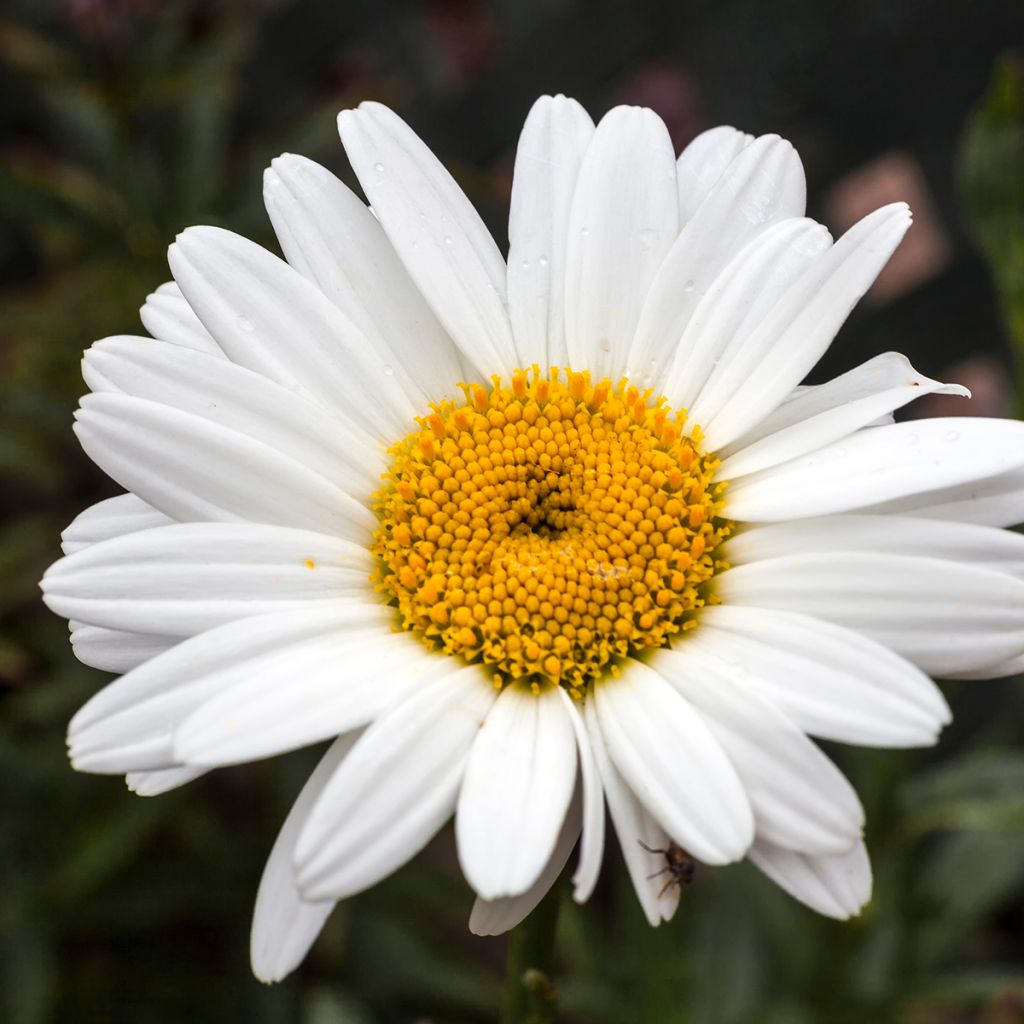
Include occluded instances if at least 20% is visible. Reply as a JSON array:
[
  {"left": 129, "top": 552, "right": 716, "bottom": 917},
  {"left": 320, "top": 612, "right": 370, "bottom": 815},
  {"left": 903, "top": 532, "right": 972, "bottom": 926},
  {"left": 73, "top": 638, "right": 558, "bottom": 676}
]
[{"left": 42, "top": 95, "right": 1024, "bottom": 981}]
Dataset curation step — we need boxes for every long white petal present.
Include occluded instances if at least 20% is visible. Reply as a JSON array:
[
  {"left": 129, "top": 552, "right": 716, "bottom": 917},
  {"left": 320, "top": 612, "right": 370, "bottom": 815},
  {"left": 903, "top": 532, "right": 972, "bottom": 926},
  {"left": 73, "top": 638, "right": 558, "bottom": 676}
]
[
  {"left": 83, "top": 336, "right": 383, "bottom": 492},
  {"left": 723, "top": 514, "right": 1024, "bottom": 581},
  {"left": 725, "top": 418, "right": 1024, "bottom": 522},
  {"left": 169, "top": 225, "right": 417, "bottom": 439},
  {"left": 565, "top": 105, "right": 679, "bottom": 378},
  {"left": 66, "top": 602, "right": 392, "bottom": 773},
  {"left": 557, "top": 688, "right": 605, "bottom": 902},
  {"left": 748, "top": 838, "right": 872, "bottom": 920},
  {"left": 74, "top": 393, "right": 375, "bottom": 542},
  {"left": 251, "top": 733, "right": 359, "bottom": 983},
  {"left": 628, "top": 134, "right": 806, "bottom": 383},
  {"left": 296, "top": 665, "right": 498, "bottom": 900},
  {"left": 697, "top": 203, "right": 912, "bottom": 450},
  {"left": 126, "top": 764, "right": 209, "bottom": 796},
  {"left": 717, "top": 353, "right": 969, "bottom": 480},
  {"left": 584, "top": 696, "right": 679, "bottom": 925},
  {"left": 593, "top": 660, "right": 754, "bottom": 864},
  {"left": 43, "top": 522, "right": 374, "bottom": 636},
  {"left": 61, "top": 493, "right": 172, "bottom": 556},
  {"left": 70, "top": 621, "right": 176, "bottom": 673},
  {"left": 660, "top": 218, "right": 830, "bottom": 408},
  {"left": 675, "top": 126, "right": 754, "bottom": 224},
  {"left": 264, "top": 154, "right": 466, "bottom": 404},
  {"left": 508, "top": 94, "right": 595, "bottom": 368},
  {"left": 652, "top": 647, "right": 864, "bottom": 854},
  {"left": 173, "top": 629, "right": 443, "bottom": 768},
  {"left": 457, "top": 682, "right": 577, "bottom": 900},
  {"left": 716, "top": 552, "right": 1024, "bottom": 676},
  {"left": 139, "top": 281, "right": 223, "bottom": 358},
  {"left": 865, "top": 466, "right": 1024, "bottom": 529},
  {"left": 338, "top": 102, "right": 518, "bottom": 378},
  {"left": 686, "top": 605, "right": 950, "bottom": 747},
  {"left": 469, "top": 791, "right": 580, "bottom": 936}
]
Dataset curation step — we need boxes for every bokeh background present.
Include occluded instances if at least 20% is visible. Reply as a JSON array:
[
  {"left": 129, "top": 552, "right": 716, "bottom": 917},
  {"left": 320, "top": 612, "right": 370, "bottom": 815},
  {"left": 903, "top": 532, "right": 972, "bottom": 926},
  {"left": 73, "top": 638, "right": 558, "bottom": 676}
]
[{"left": 2, "top": 1, "right": 1024, "bottom": 1022}]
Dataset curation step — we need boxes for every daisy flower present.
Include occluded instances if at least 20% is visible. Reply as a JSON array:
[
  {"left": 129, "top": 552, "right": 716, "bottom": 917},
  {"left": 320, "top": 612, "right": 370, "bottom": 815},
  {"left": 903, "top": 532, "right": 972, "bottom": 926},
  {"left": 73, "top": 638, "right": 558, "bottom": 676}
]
[{"left": 42, "top": 95, "right": 1024, "bottom": 983}]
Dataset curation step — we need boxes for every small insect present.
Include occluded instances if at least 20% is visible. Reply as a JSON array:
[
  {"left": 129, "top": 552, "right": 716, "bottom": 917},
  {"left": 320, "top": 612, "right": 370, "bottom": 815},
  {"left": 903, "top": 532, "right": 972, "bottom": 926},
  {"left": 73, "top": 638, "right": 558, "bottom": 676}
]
[{"left": 638, "top": 840, "right": 696, "bottom": 896}]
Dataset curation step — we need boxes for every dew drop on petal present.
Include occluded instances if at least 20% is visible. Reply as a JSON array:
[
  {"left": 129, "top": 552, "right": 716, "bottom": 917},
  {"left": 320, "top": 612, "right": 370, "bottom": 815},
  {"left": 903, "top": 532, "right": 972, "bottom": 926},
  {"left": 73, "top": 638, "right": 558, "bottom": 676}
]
[
  {"left": 538, "top": 255, "right": 549, "bottom": 267},
  {"left": 373, "top": 162, "right": 385, "bottom": 173},
  {"left": 236, "top": 315, "right": 255, "bottom": 333},
  {"left": 683, "top": 280, "right": 695, "bottom": 293},
  {"left": 382, "top": 364, "right": 394, "bottom": 376},
  {"left": 945, "top": 429, "right": 960, "bottom": 442}
]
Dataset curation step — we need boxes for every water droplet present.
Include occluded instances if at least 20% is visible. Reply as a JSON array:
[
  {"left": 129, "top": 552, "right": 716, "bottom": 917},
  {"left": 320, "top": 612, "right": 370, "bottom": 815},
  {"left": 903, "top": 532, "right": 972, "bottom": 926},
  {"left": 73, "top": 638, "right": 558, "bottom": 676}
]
[
  {"left": 683, "top": 280, "right": 695, "bottom": 293},
  {"left": 443, "top": 235, "right": 453, "bottom": 246},
  {"left": 382, "top": 364, "right": 394, "bottom": 376},
  {"left": 520, "top": 259, "right": 530, "bottom": 269},
  {"left": 599, "top": 338, "right": 611, "bottom": 353},
  {"left": 373, "top": 162, "right": 385, "bottom": 173},
  {"left": 580, "top": 227, "right": 590, "bottom": 237},
  {"left": 638, "top": 228, "right": 659, "bottom": 250},
  {"left": 538, "top": 255, "right": 549, "bottom": 267},
  {"left": 945, "top": 429, "right": 960, "bottom": 442},
  {"left": 236, "top": 315, "right": 255, "bottom": 333}
]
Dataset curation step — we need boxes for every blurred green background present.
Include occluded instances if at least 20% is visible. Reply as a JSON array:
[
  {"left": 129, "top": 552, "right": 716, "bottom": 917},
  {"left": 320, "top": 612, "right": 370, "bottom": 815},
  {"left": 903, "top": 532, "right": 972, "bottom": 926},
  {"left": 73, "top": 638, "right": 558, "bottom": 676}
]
[{"left": 2, "top": 2, "right": 1024, "bottom": 1022}]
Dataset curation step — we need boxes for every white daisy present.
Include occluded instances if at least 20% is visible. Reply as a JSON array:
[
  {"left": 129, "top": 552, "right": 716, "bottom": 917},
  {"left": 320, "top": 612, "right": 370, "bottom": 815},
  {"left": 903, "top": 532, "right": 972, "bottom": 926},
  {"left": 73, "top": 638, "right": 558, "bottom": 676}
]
[{"left": 42, "top": 95, "right": 1024, "bottom": 982}]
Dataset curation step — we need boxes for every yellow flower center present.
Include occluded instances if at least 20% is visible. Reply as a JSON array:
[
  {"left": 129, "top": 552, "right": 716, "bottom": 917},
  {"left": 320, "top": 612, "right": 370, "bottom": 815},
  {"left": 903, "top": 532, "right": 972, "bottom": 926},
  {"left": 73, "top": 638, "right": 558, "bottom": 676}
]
[{"left": 372, "top": 367, "right": 730, "bottom": 695}]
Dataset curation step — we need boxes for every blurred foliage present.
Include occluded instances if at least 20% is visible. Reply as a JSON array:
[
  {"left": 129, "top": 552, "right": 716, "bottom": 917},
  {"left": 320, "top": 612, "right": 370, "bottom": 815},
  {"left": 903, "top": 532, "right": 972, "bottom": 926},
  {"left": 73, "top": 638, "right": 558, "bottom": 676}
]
[
  {"left": 1, "top": 2, "right": 1023, "bottom": 1023},
  {"left": 959, "top": 54, "right": 1024, "bottom": 413}
]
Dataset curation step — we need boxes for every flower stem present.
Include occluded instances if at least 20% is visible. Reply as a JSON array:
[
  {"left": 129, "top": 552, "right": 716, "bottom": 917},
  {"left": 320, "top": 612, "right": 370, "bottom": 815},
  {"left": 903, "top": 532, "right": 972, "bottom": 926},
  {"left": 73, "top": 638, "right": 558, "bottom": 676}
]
[{"left": 499, "top": 882, "right": 561, "bottom": 1024}]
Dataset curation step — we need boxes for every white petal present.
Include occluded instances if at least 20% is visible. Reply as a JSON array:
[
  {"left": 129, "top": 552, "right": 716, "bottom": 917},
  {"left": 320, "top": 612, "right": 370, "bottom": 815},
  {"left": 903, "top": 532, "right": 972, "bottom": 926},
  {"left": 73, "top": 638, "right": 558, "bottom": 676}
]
[
  {"left": 628, "top": 134, "right": 806, "bottom": 383},
  {"left": 697, "top": 204, "right": 913, "bottom": 450},
  {"left": 43, "top": 522, "right": 374, "bottom": 636},
  {"left": 686, "top": 605, "right": 950, "bottom": 747},
  {"left": 74, "top": 393, "right": 375, "bottom": 542},
  {"left": 716, "top": 552, "right": 1024, "bottom": 677},
  {"left": 748, "top": 838, "right": 872, "bottom": 920},
  {"left": 61, "top": 493, "right": 172, "bottom": 556},
  {"left": 70, "top": 621, "right": 176, "bottom": 673},
  {"left": 264, "top": 154, "right": 466, "bottom": 404},
  {"left": 865, "top": 466, "right": 1024, "bottom": 529},
  {"left": 469, "top": 790, "right": 581, "bottom": 936},
  {"left": 67, "top": 602, "right": 392, "bottom": 773},
  {"left": 296, "top": 665, "right": 498, "bottom": 900},
  {"left": 457, "top": 682, "right": 577, "bottom": 900},
  {"left": 717, "top": 353, "right": 970, "bottom": 480},
  {"left": 675, "top": 126, "right": 754, "bottom": 224},
  {"left": 83, "top": 336, "right": 383, "bottom": 493},
  {"left": 660, "top": 218, "right": 830, "bottom": 408},
  {"left": 169, "top": 225, "right": 416, "bottom": 439},
  {"left": 723, "top": 514, "right": 1024, "bottom": 581},
  {"left": 338, "top": 102, "right": 518, "bottom": 378},
  {"left": 725, "top": 418, "right": 1024, "bottom": 522},
  {"left": 174, "top": 628, "right": 442, "bottom": 768},
  {"left": 565, "top": 106, "right": 679, "bottom": 378},
  {"left": 139, "top": 281, "right": 224, "bottom": 358},
  {"left": 126, "top": 764, "right": 208, "bottom": 796},
  {"left": 557, "top": 688, "right": 605, "bottom": 903},
  {"left": 251, "top": 733, "right": 359, "bottom": 983},
  {"left": 593, "top": 659, "right": 754, "bottom": 865},
  {"left": 652, "top": 647, "right": 864, "bottom": 855},
  {"left": 507, "top": 94, "right": 595, "bottom": 368},
  {"left": 584, "top": 695, "right": 679, "bottom": 924}
]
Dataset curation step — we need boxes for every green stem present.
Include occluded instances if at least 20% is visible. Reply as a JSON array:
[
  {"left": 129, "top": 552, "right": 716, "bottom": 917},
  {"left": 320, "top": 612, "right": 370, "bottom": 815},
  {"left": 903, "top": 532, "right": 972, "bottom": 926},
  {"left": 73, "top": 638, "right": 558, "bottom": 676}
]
[{"left": 500, "top": 881, "right": 562, "bottom": 1024}]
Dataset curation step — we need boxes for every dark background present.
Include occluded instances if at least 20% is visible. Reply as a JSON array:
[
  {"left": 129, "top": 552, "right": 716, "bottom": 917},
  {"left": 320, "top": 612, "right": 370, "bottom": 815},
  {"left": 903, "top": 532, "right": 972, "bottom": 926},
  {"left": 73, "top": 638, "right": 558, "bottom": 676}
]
[{"left": 2, "top": 1, "right": 1023, "bottom": 1021}]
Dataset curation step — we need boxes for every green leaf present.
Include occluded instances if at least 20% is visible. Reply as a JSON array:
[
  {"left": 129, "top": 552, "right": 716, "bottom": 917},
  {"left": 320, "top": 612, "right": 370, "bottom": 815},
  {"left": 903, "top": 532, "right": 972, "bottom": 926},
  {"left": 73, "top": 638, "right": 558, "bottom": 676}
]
[{"left": 959, "top": 54, "right": 1024, "bottom": 403}]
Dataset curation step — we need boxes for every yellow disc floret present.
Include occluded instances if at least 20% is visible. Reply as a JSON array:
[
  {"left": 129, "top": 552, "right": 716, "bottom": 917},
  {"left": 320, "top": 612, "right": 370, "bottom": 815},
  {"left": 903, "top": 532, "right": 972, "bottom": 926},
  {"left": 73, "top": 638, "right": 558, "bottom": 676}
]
[{"left": 372, "top": 367, "right": 730, "bottom": 694}]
